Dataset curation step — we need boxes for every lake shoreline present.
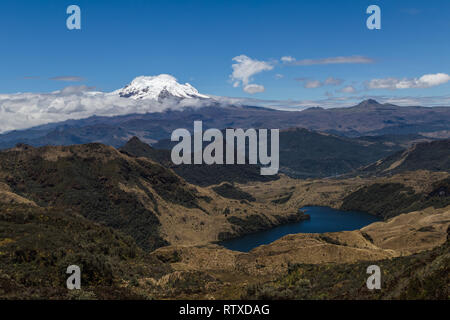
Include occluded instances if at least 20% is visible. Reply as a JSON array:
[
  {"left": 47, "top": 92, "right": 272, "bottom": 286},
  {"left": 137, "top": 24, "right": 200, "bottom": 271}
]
[{"left": 219, "top": 206, "right": 381, "bottom": 252}]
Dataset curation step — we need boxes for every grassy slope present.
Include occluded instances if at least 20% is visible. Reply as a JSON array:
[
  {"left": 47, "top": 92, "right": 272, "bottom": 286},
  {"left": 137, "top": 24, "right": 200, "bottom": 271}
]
[{"left": 243, "top": 228, "right": 450, "bottom": 300}]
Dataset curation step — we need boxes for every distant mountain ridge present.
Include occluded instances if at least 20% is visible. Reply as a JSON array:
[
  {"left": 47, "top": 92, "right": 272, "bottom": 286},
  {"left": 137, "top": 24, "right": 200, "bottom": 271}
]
[{"left": 1, "top": 99, "right": 450, "bottom": 149}]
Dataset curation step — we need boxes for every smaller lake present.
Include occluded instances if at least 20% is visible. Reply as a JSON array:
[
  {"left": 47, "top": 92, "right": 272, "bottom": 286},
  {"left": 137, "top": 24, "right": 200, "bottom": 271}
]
[{"left": 219, "top": 206, "right": 381, "bottom": 252}]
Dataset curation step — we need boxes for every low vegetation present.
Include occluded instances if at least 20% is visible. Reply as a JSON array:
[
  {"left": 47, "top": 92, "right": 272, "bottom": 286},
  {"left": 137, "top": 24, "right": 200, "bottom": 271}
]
[
  {"left": 243, "top": 228, "right": 450, "bottom": 300},
  {"left": 0, "top": 204, "right": 171, "bottom": 299}
]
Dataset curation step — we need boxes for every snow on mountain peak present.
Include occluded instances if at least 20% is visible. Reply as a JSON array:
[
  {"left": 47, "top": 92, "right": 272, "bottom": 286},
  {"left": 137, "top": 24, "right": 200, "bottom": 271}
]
[{"left": 113, "top": 74, "right": 210, "bottom": 101}]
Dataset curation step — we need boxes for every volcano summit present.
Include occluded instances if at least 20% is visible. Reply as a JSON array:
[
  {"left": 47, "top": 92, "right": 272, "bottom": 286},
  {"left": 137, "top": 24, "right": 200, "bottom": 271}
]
[{"left": 112, "top": 74, "right": 211, "bottom": 101}]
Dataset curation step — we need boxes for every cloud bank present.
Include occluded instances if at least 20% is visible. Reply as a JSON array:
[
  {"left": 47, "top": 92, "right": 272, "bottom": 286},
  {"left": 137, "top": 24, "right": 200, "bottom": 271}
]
[
  {"left": 0, "top": 89, "right": 213, "bottom": 133},
  {"left": 296, "top": 77, "right": 344, "bottom": 89},
  {"left": 49, "top": 76, "right": 85, "bottom": 82},
  {"left": 2, "top": 87, "right": 449, "bottom": 134},
  {"left": 217, "top": 94, "right": 450, "bottom": 112},
  {"left": 282, "top": 55, "right": 374, "bottom": 65},
  {"left": 243, "top": 84, "right": 265, "bottom": 94},
  {"left": 230, "top": 54, "right": 376, "bottom": 94},
  {"left": 339, "top": 86, "right": 357, "bottom": 93},
  {"left": 367, "top": 73, "right": 450, "bottom": 90}
]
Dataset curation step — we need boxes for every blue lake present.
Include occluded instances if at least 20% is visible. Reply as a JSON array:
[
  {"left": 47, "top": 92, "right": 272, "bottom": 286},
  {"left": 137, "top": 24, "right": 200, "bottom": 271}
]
[{"left": 219, "top": 206, "right": 381, "bottom": 252}]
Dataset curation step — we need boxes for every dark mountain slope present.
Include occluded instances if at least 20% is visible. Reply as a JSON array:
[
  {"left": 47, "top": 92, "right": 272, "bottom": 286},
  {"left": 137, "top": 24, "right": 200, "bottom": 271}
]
[
  {"left": 277, "top": 128, "right": 402, "bottom": 178},
  {"left": 340, "top": 177, "right": 450, "bottom": 219},
  {"left": 338, "top": 139, "right": 450, "bottom": 218},
  {"left": 152, "top": 127, "right": 403, "bottom": 179},
  {"left": 120, "top": 137, "right": 278, "bottom": 186},
  {"left": 0, "top": 143, "right": 201, "bottom": 250},
  {"left": 356, "top": 133, "right": 432, "bottom": 149},
  {"left": 358, "top": 139, "right": 450, "bottom": 176},
  {"left": 120, "top": 136, "right": 172, "bottom": 166}
]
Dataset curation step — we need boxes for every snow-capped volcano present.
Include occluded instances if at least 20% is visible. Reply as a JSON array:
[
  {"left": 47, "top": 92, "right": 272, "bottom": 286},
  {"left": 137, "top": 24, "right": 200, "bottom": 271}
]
[{"left": 113, "top": 74, "right": 210, "bottom": 101}]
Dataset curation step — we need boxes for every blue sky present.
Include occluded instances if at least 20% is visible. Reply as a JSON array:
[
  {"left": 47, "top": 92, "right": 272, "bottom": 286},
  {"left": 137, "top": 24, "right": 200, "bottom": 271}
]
[{"left": 1, "top": 0, "right": 449, "bottom": 105}]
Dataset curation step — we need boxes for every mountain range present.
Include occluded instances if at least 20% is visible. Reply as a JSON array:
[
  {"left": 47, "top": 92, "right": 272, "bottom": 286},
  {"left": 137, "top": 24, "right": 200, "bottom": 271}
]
[
  {"left": 1, "top": 121, "right": 449, "bottom": 299},
  {"left": 1, "top": 87, "right": 450, "bottom": 149},
  {"left": 1, "top": 75, "right": 449, "bottom": 183}
]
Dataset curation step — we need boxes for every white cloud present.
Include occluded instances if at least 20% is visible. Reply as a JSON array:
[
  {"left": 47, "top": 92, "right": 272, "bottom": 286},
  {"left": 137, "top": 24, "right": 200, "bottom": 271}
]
[
  {"left": 339, "top": 85, "right": 356, "bottom": 93},
  {"left": 303, "top": 80, "right": 322, "bottom": 89},
  {"left": 59, "top": 85, "right": 96, "bottom": 95},
  {"left": 324, "top": 77, "right": 344, "bottom": 86},
  {"left": 230, "top": 55, "right": 273, "bottom": 94},
  {"left": 296, "top": 77, "right": 343, "bottom": 89},
  {"left": 367, "top": 73, "right": 450, "bottom": 90},
  {"left": 282, "top": 55, "right": 374, "bottom": 65},
  {"left": 231, "top": 55, "right": 273, "bottom": 86},
  {"left": 50, "top": 76, "right": 85, "bottom": 82},
  {"left": 281, "top": 56, "right": 295, "bottom": 63},
  {"left": 419, "top": 73, "right": 450, "bottom": 86},
  {"left": 243, "top": 84, "right": 265, "bottom": 94}
]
